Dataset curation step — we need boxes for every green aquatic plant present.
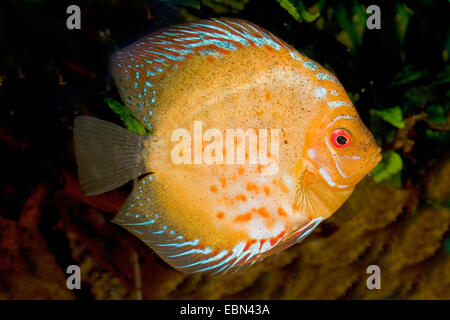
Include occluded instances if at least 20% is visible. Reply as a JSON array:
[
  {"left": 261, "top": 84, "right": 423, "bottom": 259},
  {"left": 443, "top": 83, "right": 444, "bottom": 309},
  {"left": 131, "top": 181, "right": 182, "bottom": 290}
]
[
  {"left": 277, "top": 0, "right": 321, "bottom": 23},
  {"left": 104, "top": 97, "right": 150, "bottom": 135},
  {"left": 372, "top": 150, "right": 403, "bottom": 186},
  {"left": 373, "top": 106, "right": 406, "bottom": 129}
]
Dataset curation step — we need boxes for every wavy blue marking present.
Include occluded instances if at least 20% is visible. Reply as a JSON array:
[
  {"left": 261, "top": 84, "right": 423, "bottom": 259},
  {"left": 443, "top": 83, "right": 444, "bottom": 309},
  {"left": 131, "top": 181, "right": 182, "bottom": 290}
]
[
  {"left": 173, "top": 36, "right": 202, "bottom": 42},
  {"left": 295, "top": 218, "right": 322, "bottom": 242},
  {"left": 304, "top": 61, "right": 317, "bottom": 71},
  {"left": 169, "top": 247, "right": 212, "bottom": 258},
  {"left": 200, "top": 49, "right": 221, "bottom": 57},
  {"left": 165, "top": 47, "right": 194, "bottom": 55},
  {"left": 145, "top": 81, "right": 152, "bottom": 87},
  {"left": 230, "top": 21, "right": 281, "bottom": 50},
  {"left": 178, "top": 250, "right": 228, "bottom": 269},
  {"left": 315, "top": 87, "right": 327, "bottom": 99},
  {"left": 153, "top": 230, "right": 165, "bottom": 235},
  {"left": 151, "top": 51, "right": 185, "bottom": 61},
  {"left": 146, "top": 70, "right": 155, "bottom": 76},
  {"left": 153, "top": 40, "right": 174, "bottom": 45},
  {"left": 143, "top": 116, "right": 152, "bottom": 129},
  {"left": 162, "top": 32, "right": 187, "bottom": 37},
  {"left": 327, "top": 101, "right": 352, "bottom": 108},
  {"left": 193, "top": 28, "right": 250, "bottom": 47},
  {"left": 133, "top": 229, "right": 144, "bottom": 235},
  {"left": 144, "top": 59, "right": 153, "bottom": 64},
  {"left": 176, "top": 235, "right": 184, "bottom": 240},
  {"left": 289, "top": 51, "right": 302, "bottom": 61},
  {"left": 194, "top": 251, "right": 235, "bottom": 273},
  {"left": 214, "top": 19, "right": 246, "bottom": 37},
  {"left": 154, "top": 58, "right": 165, "bottom": 63},
  {"left": 316, "top": 73, "right": 337, "bottom": 82},
  {"left": 156, "top": 239, "right": 199, "bottom": 247},
  {"left": 154, "top": 66, "right": 163, "bottom": 72},
  {"left": 121, "top": 219, "right": 155, "bottom": 226},
  {"left": 243, "top": 242, "right": 260, "bottom": 263},
  {"left": 182, "top": 38, "right": 237, "bottom": 51}
]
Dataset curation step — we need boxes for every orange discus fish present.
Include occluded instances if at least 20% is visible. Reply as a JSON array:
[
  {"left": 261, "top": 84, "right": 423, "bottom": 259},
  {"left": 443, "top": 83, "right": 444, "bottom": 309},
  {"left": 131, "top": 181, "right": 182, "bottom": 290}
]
[{"left": 74, "top": 18, "right": 381, "bottom": 274}]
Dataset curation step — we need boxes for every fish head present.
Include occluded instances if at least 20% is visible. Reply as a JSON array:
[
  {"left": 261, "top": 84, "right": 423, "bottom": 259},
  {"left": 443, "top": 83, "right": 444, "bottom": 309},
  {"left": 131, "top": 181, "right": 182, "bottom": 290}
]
[{"left": 298, "top": 101, "right": 382, "bottom": 217}]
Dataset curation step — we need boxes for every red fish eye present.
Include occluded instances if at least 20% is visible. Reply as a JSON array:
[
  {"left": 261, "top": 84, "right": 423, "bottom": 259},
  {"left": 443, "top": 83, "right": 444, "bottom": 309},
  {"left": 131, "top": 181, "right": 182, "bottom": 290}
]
[{"left": 330, "top": 129, "right": 351, "bottom": 148}]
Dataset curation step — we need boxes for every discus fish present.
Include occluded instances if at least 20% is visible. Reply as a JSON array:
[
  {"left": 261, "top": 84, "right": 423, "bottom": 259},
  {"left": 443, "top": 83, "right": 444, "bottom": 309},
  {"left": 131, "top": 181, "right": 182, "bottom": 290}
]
[{"left": 74, "top": 18, "right": 381, "bottom": 274}]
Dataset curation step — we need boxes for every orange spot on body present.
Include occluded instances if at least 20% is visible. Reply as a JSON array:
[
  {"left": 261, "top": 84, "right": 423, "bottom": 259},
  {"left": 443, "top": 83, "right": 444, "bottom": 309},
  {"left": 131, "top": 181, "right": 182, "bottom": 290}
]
[
  {"left": 216, "top": 211, "right": 224, "bottom": 219},
  {"left": 234, "top": 213, "right": 252, "bottom": 223},
  {"left": 207, "top": 56, "right": 215, "bottom": 63},
  {"left": 279, "top": 180, "right": 289, "bottom": 194},
  {"left": 265, "top": 91, "right": 271, "bottom": 101},
  {"left": 210, "top": 185, "right": 218, "bottom": 193},
  {"left": 263, "top": 186, "right": 270, "bottom": 196},
  {"left": 235, "top": 194, "right": 247, "bottom": 202},
  {"left": 278, "top": 207, "right": 287, "bottom": 217},
  {"left": 255, "top": 207, "right": 269, "bottom": 218},
  {"left": 246, "top": 182, "right": 259, "bottom": 193},
  {"left": 238, "top": 166, "right": 245, "bottom": 175},
  {"left": 257, "top": 164, "right": 263, "bottom": 173},
  {"left": 292, "top": 203, "right": 299, "bottom": 211},
  {"left": 220, "top": 176, "right": 227, "bottom": 188}
]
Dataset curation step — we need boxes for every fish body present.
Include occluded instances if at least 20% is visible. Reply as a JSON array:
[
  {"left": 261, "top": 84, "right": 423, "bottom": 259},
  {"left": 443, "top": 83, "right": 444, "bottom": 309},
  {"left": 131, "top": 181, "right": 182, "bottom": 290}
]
[{"left": 74, "top": 18, "right": 381, "bottom": 274}]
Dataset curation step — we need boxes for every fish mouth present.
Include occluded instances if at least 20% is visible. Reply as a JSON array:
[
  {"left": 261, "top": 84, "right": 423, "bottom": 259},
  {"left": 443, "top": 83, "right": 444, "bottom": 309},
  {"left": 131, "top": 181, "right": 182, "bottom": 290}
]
[{"left": 368, "top": 148, "right": 383, "bottom": 172}]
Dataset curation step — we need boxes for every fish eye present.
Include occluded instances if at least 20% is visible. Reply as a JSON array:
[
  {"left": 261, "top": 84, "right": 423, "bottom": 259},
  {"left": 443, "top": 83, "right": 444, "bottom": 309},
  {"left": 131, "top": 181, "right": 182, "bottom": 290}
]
[{"left": 330, "top": 129, "right": 351, "bottom": 148}]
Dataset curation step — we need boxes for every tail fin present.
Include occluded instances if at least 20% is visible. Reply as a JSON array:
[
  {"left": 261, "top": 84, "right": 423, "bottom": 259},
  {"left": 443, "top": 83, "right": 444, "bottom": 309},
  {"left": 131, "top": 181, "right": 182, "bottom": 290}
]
[{"left": 73, "top": 116, "right": 146, "bottom": 196}]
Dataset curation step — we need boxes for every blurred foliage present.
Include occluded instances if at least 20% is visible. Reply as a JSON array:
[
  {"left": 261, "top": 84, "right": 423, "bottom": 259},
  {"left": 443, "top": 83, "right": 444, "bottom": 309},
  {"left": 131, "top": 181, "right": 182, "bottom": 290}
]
[
  {"left": 160, "top": 0, "right": 201, "bottom": 9},
  {"left": 105, "top": 97, "right": 150, "bottom": 135},
  {"left": 201, "top": 0, "right": 250, "bottom": 14},
  {"left": 373, "top": 106, "right": 405, "bottom": 129},
  {"left": 372, "top": 150, "right": 403, "bottom": 186},
  {"left": 277, "top": 0, "right": 321, "bottom": 23}
]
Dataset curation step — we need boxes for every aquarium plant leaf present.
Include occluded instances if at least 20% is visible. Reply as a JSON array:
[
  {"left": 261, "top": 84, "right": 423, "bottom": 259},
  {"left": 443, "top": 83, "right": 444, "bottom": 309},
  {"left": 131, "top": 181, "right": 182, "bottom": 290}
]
[
  {"left": 395, "top": 3, "right": 413, "bottom": 45},
  {"left": 373, "top": 106, "right": 405, "bottom": 129},
  {"left": 159, "top": 0, "right": 201, "bottom": 9},
  {"left": 435, "top": 65, "right": 450, "bottom": 85},
  {"left": 425, "top": 129, "right": 450, "bottom": 144},
  {"left": 335, "top": 2, "right": 366, "bottom": 53},
  {"left": 105, "top": 97, "right": 150, "bottom": 135},
  {"left": 404, "top": 86, "right": 435, "bottom": 106},
  {"left": 278, "top": 0, "right": 320, "bottom": 23},
  {"left": 425, "top": 104, "right": 447, "bottom": 123},
  {"left": 392, "top": 66, "right": 424, "bottom": 86},
  {"left": 372, "top": 150, "right": 403, "bottom": 184}
]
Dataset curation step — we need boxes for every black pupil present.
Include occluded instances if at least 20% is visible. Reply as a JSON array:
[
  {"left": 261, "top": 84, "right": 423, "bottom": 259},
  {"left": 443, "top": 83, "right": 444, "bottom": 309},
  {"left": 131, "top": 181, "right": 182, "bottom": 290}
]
[{"left": 336, "top": 135, "right": 347, "bottom": 145}]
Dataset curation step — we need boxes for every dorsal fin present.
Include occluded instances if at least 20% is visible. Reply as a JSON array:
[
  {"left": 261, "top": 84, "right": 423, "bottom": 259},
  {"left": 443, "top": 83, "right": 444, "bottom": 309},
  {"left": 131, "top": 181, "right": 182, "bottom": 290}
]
[{"left": 109, "top": 18, "right": 290, "bottom": 131}]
